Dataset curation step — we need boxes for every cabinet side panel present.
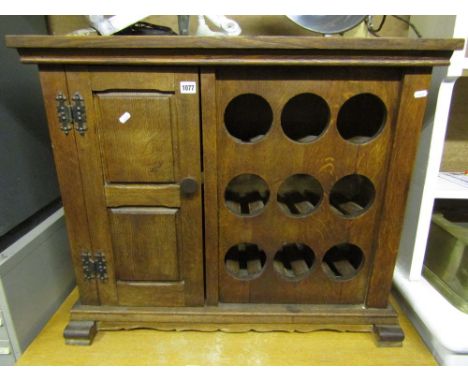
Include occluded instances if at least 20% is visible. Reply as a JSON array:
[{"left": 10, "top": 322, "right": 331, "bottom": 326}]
[
  {"left": 366, "top": 69, "right": 432, "bottom": 308},
  {"left": 38, "top": 66, "right": 99, "bottom": 305}
]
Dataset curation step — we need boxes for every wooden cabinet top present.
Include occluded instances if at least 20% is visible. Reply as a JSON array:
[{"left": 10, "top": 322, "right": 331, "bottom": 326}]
[{"left": 6, "top": 35, "right": 464, "bottom": 67}]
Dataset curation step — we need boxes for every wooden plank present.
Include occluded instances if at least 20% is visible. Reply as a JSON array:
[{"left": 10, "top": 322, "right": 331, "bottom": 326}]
[
  {"left": 89, "top": 67, "right": 175, "bottom": 92},
  {"left": 294, "top": 200, "right": 315, "bottom": 215},
  {"left": 172, "top": 70, "right": 205, "bottom": 306},
  {"left": 116, "top": 281, "right": 186, "bottom": 307},
  {"left": 6, "top": 35, "right": 462, "bottom": 68},
  {"left": 99, "top": 321, "right": 375, "bottom": 334},
  {"left": 247, "top": 258, "right": 263, "bottom": 275},
  {"left": 65, "top": 68, "right": 119, "bottom": 305},
  {"left": 38, "top": 66, "right": 99, "bottom": 305},
  {"left": 366, "top": 69, "right": 433, "bottom": 308},
  {"left": 201, "top": 68, "right": 220, "bottom": 305},
  {"left": 332, "top": 259, "right": 357, "bottom": 278},
  {"left": 225, "top": 259, "right": 240, "bottom": 274},
  {"left": 105, "top": 184, "right": 180, "bottom": 208},
  {"left": 70, "top": 300, "right": 400, "bottom": 326},
  {"left": 290, "top": 259, "right": 310, "bottom": 276},
  {"left": 5, "top": 35, "right": 464, "bottom": 51},
  {"left": 13, "top": 50, "right": 455, "bottom": 67},
  {"left": 336, "top": 201, "right": 364, "bottom": 215}
]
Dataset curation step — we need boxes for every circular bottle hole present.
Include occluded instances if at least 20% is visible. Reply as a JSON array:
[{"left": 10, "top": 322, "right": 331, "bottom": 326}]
[
  {"left": 329, "top": 174, "right": 375, "bottom": 218},
  {"left": 337, "top": 93, "right": 387, "bottom": 143},
  {"left": 225, "top": 243, "right": 267, "bottom": 280},
  {"left": 273, "top": 243, "right": 315, "bottom": 280},
  {"left": 277, "top": 174, "right": 323, "bottom": 217},
  {"left": 225, "top": 174, "right": 270, "bottom": 216},
  {"left": 224, "top": 93, "right": 273, "bottom": 143},
  {"left": 321, "top": 243, "right": 364, "bottom": 281},
  {"left": 281, "top": 93, "right": 330, "bottom": 143}
]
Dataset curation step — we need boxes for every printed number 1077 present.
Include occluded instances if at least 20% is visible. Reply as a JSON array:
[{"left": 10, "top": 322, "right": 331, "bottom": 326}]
[{"left": 180, "top": 82, "right": 196, "bottom": 94}]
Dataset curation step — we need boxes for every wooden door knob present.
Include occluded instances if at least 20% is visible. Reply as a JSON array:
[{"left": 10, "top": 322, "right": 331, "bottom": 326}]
[{"left": 180, "top": 177, "right": 198, "bottom": 197}]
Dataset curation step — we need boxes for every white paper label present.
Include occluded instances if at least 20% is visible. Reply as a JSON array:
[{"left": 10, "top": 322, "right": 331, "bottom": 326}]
[
  {"left": 118, "top": 112, "right": 131, "bottom": 124},
  {"left": 180, "top": 81, "right": 197, "bottom": 94},
  {"left": 414, "top": 90, "right": 428, "bottom": 98}
]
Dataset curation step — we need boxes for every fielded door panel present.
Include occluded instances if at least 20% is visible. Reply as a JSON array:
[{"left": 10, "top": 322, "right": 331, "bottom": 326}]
[{"left": 65, "top": 67, "right": 204, "bottom": 307}]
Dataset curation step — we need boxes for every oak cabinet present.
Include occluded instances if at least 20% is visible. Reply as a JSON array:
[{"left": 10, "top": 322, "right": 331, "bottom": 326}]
[{"left": 6, "top": 35, "right": 463, "bottom": 346}]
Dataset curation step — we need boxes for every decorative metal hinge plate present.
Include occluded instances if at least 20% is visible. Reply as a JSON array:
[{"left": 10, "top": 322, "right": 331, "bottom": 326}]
[
  {"left": 55, "top": 91, "right": 87, "bottom": 136},
  {"left": 81, "top": 252, "right": 108, "bottom": 281},
  {"left": 71, "top": 92, "right": 87, "bottom": 135},
  {"left": 81, "top": 252, "right": 95, "bottom": 280},
  {"left": 94, "top": 252, "right": 108, "bottom": 281},
  {"left": 56, "top": 92, "right": 73, "bottom": 135}
]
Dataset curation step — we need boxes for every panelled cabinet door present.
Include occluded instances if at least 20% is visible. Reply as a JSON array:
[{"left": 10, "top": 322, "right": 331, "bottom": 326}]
[{"left": 65, "top": 67, "right": 204, "bottom": 307}]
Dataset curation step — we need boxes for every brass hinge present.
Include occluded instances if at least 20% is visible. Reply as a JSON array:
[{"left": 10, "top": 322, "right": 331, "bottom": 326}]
[
  {"left": 81, "top": 252, "right": 108, "bottom": 281},
  {"left": 56, "top": 91, "right": 87, "bottom": 136}
]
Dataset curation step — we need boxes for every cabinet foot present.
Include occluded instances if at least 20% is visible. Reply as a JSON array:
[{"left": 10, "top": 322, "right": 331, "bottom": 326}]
[
  {"left": 373, "top": 324, "right": 404, "bottom": 347},
  {"left": 63, "top": 320, "right": 97, "bottom": 346}
]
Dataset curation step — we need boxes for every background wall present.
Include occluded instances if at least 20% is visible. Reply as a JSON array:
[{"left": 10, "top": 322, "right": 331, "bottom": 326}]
[
  {"left": 0, "top": 16, "right": 60, "bottom": 239},
  {"left": 47, "top": 15, "right": 409, "bottom": 37},
  {"left": 440, "top": 77, "right": 468, "bottom": 172}
]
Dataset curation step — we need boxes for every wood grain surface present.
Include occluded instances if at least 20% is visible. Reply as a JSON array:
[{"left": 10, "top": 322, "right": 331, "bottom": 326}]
[
  {"left": 38, "top": 67, "right": 99, "bottom": 305},
  {"left": 63, "top": 67, "right": 204, "bottom": 307},
  {"left": 109, "top": 207, "right": 180, "bottom": 282},
  {"left": 5, "top": 36, "right": 464, "bottom": 67},
  {"left": 6, "top": 35, "right": 464, "bottom": 51},
  {"left": 11, "top": 49, "right": 457, "bottom": 67},
  {"left": 104, "top": 184, "right": 181, "bottom": 208},
  {"left": 201, "top": 68, "right": 220, "bottom": 305},
  {"left": 211, "top": 66, "right": 401, "bottom": 305},
  {"left": 366, "top": 69, "right": 432, "bottom": 308},
  {"left": 95, "top": 92, "right": 177, "bottom": 183}
]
